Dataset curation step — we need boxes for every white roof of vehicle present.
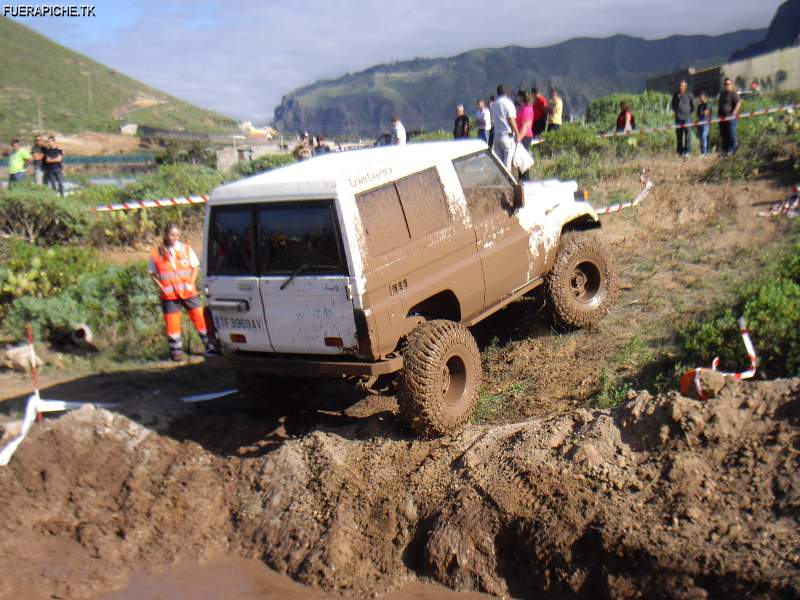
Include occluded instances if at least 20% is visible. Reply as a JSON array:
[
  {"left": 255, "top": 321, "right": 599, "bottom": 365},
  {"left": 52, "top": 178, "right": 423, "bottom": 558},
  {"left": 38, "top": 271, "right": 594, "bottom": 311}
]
[{"left": 210, "top": 140, "right": 487, "bottom": 204}]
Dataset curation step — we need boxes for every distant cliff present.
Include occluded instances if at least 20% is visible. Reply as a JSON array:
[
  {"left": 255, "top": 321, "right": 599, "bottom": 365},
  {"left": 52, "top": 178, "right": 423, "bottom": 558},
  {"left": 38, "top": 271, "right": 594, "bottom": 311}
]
[
  {"left": 730, "top": 0, "right": 800, "bottom": 61},
  {"left": 273, "top": 30, "right": 765, "bottom": 137}
]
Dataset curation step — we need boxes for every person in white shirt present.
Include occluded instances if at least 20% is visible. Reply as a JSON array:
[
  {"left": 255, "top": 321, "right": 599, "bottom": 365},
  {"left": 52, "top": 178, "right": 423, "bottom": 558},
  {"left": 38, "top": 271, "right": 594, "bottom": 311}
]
[
  {"left": 489, "top": 84, "right": 519, "bottom": 169},
  {"left": 475, "top": 98, "right": 492, "bottom": 145},
  {"left": 390, "top": 116, "right": 406, "bottom": 145}
]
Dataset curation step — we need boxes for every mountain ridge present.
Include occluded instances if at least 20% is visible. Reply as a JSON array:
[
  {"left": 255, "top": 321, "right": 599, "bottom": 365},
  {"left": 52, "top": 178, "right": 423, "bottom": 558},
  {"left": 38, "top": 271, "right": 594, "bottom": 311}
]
[{"left": 273, "top": 30, "right": 766, "bottom": 136}]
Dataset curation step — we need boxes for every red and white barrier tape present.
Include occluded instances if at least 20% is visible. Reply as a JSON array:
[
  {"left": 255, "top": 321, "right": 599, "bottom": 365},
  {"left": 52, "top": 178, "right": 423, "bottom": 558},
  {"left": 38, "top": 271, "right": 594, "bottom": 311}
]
[
  {"left": 91, "top": 194, "right": 209, "bottom": 213},
  {"left": 680, "top": 317, "right": 757, "bottom": 400},
  {"left": 758, "top": 185, "right": 799, "bottom": 218},
  {"left": 0, "top": 325, "right": 119, "bottom": 466},
  {"left": 593, "top": 169, "right": 654, "bottom": 215},
  {"left": 600, "top": 102, "right": 797, "bottom": 139}
]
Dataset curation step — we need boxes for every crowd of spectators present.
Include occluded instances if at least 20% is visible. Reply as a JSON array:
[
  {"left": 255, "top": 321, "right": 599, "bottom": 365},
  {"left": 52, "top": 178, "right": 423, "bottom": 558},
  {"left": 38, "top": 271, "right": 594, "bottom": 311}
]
[{"left": 5, "top": 134, "right": 65, "bottom": 194}]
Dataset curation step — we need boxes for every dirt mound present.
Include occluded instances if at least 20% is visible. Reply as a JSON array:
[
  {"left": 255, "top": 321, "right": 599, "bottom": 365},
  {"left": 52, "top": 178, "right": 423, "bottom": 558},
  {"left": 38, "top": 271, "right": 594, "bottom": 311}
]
[
  {"left": 637, "top": 180, "right": 738, "bottom": 234},
  {"left": 1, "top": 377, "right": 798, "bottom": 599}
]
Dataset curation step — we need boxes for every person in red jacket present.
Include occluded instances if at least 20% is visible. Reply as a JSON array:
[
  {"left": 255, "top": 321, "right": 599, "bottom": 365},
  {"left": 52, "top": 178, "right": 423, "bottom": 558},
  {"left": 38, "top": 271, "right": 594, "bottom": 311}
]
[
  {"left": 149, "top": 224, "right": 215, "bottom": 360},
  {"left": 531, "top": 87, "right": 549, "bottom": 137}
]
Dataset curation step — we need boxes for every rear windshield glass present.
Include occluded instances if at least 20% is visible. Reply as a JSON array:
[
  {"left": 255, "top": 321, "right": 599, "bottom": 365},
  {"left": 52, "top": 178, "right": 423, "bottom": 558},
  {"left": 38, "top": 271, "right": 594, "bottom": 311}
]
[
  {"left": 207, "top": 207, "right": 256, "bottom": 276},
  {"left": 257, "top": 202, "right": 346, "bottom": 275}
]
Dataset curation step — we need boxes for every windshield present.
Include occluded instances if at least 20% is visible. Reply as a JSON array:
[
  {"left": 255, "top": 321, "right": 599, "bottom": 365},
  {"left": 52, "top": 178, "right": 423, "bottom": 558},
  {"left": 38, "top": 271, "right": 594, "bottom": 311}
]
[{"left": 257, "top": 202, "right": 346, "bottom": 275}]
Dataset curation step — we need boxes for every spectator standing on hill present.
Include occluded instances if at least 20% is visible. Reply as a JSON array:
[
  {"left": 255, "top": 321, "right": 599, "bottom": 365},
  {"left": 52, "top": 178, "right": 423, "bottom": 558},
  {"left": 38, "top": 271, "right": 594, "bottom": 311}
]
[
  {"left": 671, "top": 80, "right": 695, "bottom": 159},
  {"left": 616, "top": 101, "right": 635, "bottom": 133},
  {"left": 453, "top": 104, "right": 470, "bottom": 139},
  {"left": 548, "top": 88, "right": 563, "bottom": 132},
  {"left": 391, "top": 115, "right": 406, "bottom": 145},
  {"left": 531, "top": 87, "right": 548, "bottom": 137},
  {"left": 516, "top": 90, "right": 534, "bottom": 150},
  {"left": 7, "top": 139, "right": 31, "bottom": 186},
  {"left": 487, "top": 96, "right": 496, "bottom": 148},
  {"left": 149, "top": 224, "right": 215, "bottom": 361},
  {"left": 718, "top": 78, "right": 741, "bottom": 156},
  {"left": 43, "top": 136, "right": 65, "bottom": 195},
  {"left": 490, "top": 84, "right": 519, "bottom": 169},
  {"left": 31, "top": 135, "right": 45, "bottom": 185},
  {"left": 475, "top": 99, "right": 491, "bottom": 144},
  {"left": 696, "top": 92, "right": 712, "bottom": 157}
]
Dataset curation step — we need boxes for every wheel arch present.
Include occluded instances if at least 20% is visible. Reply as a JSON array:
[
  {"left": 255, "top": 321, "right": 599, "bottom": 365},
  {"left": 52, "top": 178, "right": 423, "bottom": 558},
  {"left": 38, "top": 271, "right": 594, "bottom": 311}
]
[{"left": 406, "top": 289, "right": 462, "bottom": 323}]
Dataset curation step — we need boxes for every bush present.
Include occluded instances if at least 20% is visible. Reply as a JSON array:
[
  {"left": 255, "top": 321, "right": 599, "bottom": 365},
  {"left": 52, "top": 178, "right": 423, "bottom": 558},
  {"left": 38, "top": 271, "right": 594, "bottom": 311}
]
[
  {"left": 89, "top": 164, "right": 225, "bottom": 246},
  {"left": 0, "top": 240, "right": 101, "bottom": 314},
  {"left": 231, "top": 153, "right": 296, "bottom": 179},
  {"left": 538, "top": 124, "right": 608, "bottom": 158},
  {"left": 585, "top": 91, "right": 672, "bottom": 130},
  {"left": 680, "top": 239, "right": 800, "bottom": 377},
  {"left": 3, "top": 261, "right": 165, "bottom": 358},
  {"left": 0, "top": 183, "right": 89, "bottom": 243}
]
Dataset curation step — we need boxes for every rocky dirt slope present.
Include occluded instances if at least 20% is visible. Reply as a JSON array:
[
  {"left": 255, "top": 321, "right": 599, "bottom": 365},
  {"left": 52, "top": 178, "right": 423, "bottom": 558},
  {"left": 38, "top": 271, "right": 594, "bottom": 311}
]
[{"left": 1, "top": 376, "right": 798, "bottom": 599}]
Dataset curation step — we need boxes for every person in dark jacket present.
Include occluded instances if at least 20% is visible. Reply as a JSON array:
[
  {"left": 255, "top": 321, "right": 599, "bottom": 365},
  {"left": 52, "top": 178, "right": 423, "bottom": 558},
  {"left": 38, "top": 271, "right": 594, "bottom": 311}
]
[
  {"left": 718, "top": 78, "right": 741, "bottom": 156},
  {"left": 671, "top": 80, "right": 695, "bottom": 159},
  {"left": 453, "top": 104, "right": 470, "bottom": 139}
]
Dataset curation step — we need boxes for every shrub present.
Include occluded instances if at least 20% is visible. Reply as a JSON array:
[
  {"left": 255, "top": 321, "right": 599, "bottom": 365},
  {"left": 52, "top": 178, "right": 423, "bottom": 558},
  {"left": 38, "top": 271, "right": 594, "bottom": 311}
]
[
  {"left": 231, "top": 153, "right": 296, "bottom": 179},
  {"left": 89, "top": 164, "right": 225, "bottom": 246},
  {"left": 0, "top": 240, "right": 101, "bottom": 313},
  {"left": 538, "top": 124, "right": 608, "bottom": 158},
  {"left": 680, "top": 239, "right": 800, "bottom": 378},
  {"left": 2, "top": 261, "right": 165, "bottom": 358},
  {"left": 585, "top": 91, "right": 672, "bottom": 130},
  {"left": 0, "top": 183, "right": 89, "bottom": 243}
]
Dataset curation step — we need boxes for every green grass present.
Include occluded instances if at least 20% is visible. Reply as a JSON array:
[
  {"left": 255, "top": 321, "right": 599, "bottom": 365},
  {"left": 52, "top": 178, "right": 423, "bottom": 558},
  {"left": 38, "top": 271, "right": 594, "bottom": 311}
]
[
  {"left": 0, "top": 18, "right": 237, "bottom": 139},
  {"left": 472, "top": 379, "right": 531, "bottom": 423}
]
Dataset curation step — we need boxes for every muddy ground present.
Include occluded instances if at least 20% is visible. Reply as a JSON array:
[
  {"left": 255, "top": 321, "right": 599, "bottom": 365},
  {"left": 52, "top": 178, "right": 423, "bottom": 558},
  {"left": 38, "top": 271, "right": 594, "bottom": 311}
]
[{"left": 1, "top": 157, "right": 799, "bottom": 598}]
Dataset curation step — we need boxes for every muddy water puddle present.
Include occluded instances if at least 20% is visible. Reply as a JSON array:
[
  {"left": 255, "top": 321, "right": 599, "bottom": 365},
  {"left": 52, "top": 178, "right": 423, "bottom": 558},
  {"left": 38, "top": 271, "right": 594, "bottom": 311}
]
[{"left": 103, "top": 556, "right": 492, "bottom": 600}]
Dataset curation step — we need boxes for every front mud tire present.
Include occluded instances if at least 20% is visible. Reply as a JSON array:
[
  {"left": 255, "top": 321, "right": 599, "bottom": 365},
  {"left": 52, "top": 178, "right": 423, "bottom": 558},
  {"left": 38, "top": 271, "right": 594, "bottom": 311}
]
[
  {"left": 235, "top": 370, "right": 317, "bottom": 417},
  {"left": 546, "top": 232, "right": 617, "bottom": 328},
  {"left": 398, "top": 320, "right": 481, "bottom": 437}
]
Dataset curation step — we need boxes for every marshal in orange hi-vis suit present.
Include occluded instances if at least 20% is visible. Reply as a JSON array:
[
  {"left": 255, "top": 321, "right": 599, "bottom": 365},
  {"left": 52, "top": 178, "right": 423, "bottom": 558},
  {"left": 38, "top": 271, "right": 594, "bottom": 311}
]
[{"left": 149, "top": 225, "right": 214, "bottom": 361}]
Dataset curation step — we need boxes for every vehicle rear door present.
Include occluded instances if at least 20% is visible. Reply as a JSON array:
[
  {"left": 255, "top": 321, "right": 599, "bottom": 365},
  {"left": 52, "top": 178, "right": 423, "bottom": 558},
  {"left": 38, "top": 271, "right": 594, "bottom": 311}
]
[
  {"left": 205, "top": 205, "right": 274, "bottom": 351},
  {"left": 256, "top": 201, "right": 357, "bottom": 355}
]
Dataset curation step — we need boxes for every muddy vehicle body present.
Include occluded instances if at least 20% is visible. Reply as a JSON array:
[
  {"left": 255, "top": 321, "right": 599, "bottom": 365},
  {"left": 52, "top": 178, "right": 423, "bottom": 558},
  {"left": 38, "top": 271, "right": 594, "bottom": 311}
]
[{"left": 203, "top": 140, "right": 616, "bottom": 434}]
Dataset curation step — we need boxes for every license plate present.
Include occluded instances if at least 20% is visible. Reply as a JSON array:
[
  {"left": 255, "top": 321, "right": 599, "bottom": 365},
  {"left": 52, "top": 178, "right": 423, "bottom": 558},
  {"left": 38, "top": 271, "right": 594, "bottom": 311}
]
[{"left": 213, "top": 315, "right": 264, "bottom": 330}]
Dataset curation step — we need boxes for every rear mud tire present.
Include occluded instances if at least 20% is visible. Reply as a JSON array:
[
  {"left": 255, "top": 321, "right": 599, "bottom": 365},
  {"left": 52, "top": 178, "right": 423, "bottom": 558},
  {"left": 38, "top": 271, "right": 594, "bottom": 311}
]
[
  {"left": 235, "top": 370, "right": 318, "bottom": 417},
  {"left": 398, "top": 320, "right": 481, "bottom": 437},
  {"left": 546, "top": 232, "right": 617, "bottom": 328}
]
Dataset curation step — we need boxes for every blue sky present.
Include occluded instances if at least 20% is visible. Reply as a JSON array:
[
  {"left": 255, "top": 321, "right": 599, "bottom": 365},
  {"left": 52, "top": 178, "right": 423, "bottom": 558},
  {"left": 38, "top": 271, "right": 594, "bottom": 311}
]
[{"left": 11, "top": 0, "right": 783, "bottom": 124}]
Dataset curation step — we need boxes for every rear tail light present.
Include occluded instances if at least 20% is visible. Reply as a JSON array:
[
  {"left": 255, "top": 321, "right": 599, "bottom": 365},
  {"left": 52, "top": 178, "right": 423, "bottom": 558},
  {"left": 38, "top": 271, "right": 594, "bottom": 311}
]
[
  {"left": 230, "top": 333, "right": 247, "bottom": 343},
  {"left": 325, "top": 337, "right": 344, "bottom": 347}
]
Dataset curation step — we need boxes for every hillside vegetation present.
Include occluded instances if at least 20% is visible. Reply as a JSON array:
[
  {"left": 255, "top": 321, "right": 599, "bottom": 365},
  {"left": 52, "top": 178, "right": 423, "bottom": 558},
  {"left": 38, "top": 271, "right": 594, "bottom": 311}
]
[{"left": 0, "top": 17, "right": 237, "bottom": 139}]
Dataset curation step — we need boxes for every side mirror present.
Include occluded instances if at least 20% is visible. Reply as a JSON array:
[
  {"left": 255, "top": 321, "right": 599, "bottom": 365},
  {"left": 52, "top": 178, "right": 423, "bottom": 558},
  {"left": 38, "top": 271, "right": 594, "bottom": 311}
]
[{"left": 513, "top": 183, "right": 525, "bottom": 209}]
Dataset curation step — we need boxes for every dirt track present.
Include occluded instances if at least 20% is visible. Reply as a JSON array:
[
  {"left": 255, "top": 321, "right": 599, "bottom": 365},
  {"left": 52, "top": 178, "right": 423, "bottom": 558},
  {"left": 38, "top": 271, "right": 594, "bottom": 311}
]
[
  {"left": 1, "top": 376, "right": 799, "bottom": 599},
  {"left": 1, "top": 158, "right": 799, "bottom": 598}
]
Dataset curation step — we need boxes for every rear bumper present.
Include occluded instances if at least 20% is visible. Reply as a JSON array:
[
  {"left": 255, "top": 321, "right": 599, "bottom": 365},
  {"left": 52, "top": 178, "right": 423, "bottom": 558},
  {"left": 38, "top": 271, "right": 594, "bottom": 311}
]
[{"left": 205, "top": 351, "right": 403, "bottom": 377}]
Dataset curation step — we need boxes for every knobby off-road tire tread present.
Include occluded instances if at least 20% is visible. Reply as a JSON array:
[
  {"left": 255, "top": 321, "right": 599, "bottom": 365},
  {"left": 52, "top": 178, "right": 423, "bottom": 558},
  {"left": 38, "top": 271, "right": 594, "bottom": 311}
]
[
  {"left": 546, "top": 231, "right": 618, "bottom": 328},
  {"left": 398, "top": 320, "right": 481, "bottom": 437}
]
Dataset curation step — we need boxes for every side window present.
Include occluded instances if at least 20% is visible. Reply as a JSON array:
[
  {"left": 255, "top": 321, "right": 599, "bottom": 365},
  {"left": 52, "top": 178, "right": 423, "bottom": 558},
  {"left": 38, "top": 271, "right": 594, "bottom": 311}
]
[
  {"left": 356, "top": 184, "right": 411, "bottom": 256},
  {"left": 207, "top": 207, "right": 255, "bottom": 276},
  {"left": 453, "top": 152, "right": 515, "bottom": 218},
  {"left": 395, "top": 168, "right": 450, "bottom": 237}
]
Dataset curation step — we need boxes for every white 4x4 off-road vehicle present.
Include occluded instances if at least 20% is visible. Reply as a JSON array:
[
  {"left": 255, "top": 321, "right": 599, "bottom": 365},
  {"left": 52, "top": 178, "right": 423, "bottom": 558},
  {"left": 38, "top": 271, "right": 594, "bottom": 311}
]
[{"left": 203, "top": 140, "right": 616, "bottom": 434}]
